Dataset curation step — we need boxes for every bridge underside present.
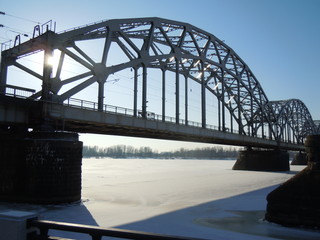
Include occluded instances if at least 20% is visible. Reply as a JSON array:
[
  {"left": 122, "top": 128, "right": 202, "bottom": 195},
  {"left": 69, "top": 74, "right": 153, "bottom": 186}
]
[{"left": 0, "top": 96, "right": 304, "bottom": 151}]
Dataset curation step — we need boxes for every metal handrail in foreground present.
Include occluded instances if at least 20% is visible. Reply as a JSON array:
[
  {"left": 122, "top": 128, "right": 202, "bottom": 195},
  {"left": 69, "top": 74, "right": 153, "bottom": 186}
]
[{"left": 28, "top": 219, "right": 209, "bottom": 240}]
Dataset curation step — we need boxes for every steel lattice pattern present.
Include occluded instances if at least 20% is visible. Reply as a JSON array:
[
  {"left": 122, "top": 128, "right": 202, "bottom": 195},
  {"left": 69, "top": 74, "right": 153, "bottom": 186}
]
[{"left": 0, "top": 17, "right": 317, "bottom": 144}]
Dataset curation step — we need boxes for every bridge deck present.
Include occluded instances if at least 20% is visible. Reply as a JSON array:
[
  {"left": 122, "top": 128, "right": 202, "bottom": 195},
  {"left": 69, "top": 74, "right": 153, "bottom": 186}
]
[{"left": 0, "top": 95, "right": 304, "bottom": 151}]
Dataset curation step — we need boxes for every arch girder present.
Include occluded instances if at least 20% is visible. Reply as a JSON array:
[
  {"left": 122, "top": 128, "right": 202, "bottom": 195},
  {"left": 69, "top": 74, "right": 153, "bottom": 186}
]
[
  {"left": 3, "top": 17, "right": 318, "bottom": 144},
  {"left": 6, "top": 17, "right": 275, "bottom": 137},
  {"left": 268, "top": 99, "right": 316, "bottom": 143}
]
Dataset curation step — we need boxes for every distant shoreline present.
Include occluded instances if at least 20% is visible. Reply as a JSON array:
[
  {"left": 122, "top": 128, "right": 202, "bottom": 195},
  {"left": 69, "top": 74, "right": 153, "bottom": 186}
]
[
  {"left": 83, "top": 157, "right": 237, "bottom": 160},
  {"left": 82, "top": 144, "right": 240, "bottom": 159}
]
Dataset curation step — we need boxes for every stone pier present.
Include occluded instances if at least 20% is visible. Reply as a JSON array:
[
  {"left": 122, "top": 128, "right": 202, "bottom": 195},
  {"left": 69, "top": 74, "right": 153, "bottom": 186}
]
[
  {"left": 232, "top": 148, "right": 290, "bottom": 171},
  {"left": 265, "top": 135, "right": 320, "bottom": 228},
  {"left": 291, "top": 151, "right": 307, "bottom": 165},
  {"left": 0, "top": 130, "right": 83, "bottom": 204}
]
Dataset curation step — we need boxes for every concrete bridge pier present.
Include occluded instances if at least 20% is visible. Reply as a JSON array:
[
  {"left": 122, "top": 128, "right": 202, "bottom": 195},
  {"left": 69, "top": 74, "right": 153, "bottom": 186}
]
[
  {"left": 265, "top": 135, "right": 320, "bottom": 228},
  {"left": 291, "top": 151, "right": 308, "bottom": 165},
  {"left": 0, "top": 130, "right": 83, "bottom": 204},
  {"left": 232, "top": 148, "right": 290, "bottom": 171}
]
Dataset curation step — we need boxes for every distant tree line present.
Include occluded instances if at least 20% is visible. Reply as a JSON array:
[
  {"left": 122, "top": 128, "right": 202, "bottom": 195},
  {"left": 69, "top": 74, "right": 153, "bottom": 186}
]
[{"left": 82, "top": 145, "right": 241, "bottom": 159}]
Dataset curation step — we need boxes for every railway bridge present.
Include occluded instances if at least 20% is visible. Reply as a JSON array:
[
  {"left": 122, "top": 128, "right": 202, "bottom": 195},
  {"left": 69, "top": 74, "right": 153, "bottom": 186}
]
[{"left": 0, "top": 17, "right": 318, "bottom": 204}]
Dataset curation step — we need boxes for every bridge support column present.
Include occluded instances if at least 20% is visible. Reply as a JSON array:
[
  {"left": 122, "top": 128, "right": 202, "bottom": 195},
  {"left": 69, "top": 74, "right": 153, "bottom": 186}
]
[
  {"left": 0, "top": 131, "right": 82, "bottom": 204},
  {"left": 291, "top": 151, "right": 307, "bottom": 165},
  {"left": 232, "top": 148, "right": 289, "bottom": 171},
  {"left": 265, "top": 135, "right": 320, "bottom": 228}
]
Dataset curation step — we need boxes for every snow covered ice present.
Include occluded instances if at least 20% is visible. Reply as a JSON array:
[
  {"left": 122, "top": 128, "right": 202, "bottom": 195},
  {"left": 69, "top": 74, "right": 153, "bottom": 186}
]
[{"left": 1, "top": 158, "right": 320, "bottom": 240}]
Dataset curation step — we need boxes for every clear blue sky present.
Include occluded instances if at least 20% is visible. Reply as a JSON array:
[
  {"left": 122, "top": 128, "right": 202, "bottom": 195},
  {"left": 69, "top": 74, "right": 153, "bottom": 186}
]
[{"left": 1, "top": 0, "right": 320, "bottom": 151}]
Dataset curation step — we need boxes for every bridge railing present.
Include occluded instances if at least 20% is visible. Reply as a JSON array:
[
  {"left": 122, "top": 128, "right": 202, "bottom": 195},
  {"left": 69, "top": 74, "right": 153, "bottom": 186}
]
[
  {"left": 63, "top": 99, "right": 270, "bottom": 140},
  {"left": 2, "top": 84, "right": 36, "bottom": 98},
  {"left": 1, "top": 90, "right": 269, "bottom": 142},
  {"left": 63, "top": 98, "right": 223, "bottom": 131},
  {"left": 28, "top": 219, "right": 208, "bottom": 240}
]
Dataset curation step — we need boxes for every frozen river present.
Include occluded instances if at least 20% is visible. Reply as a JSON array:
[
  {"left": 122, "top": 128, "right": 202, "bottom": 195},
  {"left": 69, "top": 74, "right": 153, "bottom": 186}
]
[{"left": 1, "top": 158, "right": 320, "bottom": 240}]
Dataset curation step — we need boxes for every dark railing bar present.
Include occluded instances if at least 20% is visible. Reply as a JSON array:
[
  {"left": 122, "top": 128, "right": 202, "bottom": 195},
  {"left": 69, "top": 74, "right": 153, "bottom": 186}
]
[
  {"left": 1, "top": 84, "right": 36, "bottom": 93},
  {"left": 30, "top": 219, "right": 209, "bottom": 240}
]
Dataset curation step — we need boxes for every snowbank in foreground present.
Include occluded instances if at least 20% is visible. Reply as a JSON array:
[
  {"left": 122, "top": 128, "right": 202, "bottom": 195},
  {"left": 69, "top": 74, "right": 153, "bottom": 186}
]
[{"left": 1, "top": 158, "right": 319, "bottom": 240}]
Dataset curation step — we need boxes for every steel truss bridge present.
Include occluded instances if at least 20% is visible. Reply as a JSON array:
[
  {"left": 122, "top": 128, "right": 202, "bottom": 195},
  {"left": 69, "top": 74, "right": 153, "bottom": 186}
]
[{"left": 0, "top": 17, "right": 318, "bottom": 150}]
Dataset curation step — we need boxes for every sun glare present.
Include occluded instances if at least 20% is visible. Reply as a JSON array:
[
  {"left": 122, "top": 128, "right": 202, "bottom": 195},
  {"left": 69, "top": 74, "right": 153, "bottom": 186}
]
[
  {"left": 45, "top": 51, "right": 62, "bottom": 76},
  {"left": 46, "top": 56, "right": 56, "bottom": 66}
]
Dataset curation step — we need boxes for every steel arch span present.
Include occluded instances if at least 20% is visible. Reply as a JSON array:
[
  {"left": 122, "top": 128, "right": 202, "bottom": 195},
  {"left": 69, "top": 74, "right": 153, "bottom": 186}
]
[
  {"left": 267, "top": 99, "right": 315, "bottom": 144},
  {"left": 0, "top": 17, "right": 317, "bottom": 144}
]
